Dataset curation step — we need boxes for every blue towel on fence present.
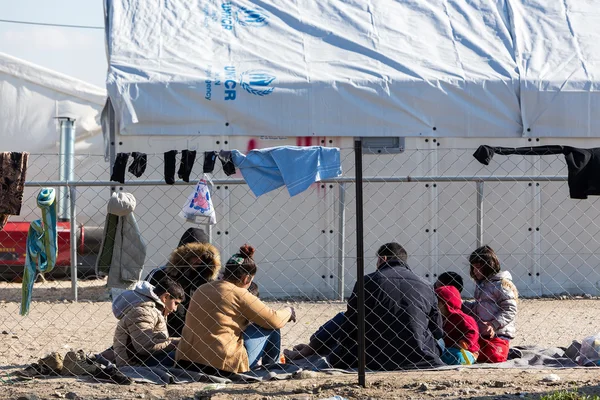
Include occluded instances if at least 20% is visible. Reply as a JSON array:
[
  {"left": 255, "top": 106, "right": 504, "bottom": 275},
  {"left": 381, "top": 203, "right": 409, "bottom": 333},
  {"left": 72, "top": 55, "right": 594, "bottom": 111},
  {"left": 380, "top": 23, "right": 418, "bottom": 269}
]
[
  {"left": 231, "top": 146, "right": 342, "bottom": 197},
  {"left": 21, "top": 188, "right": 57, "bottom": 316}
]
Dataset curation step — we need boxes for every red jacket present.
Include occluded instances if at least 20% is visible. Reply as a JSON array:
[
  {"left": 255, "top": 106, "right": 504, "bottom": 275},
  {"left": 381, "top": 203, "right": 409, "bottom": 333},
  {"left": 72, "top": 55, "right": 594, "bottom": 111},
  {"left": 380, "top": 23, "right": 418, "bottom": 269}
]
[{"left": 435, "top": 286, "right": 480, "bottom": 353}]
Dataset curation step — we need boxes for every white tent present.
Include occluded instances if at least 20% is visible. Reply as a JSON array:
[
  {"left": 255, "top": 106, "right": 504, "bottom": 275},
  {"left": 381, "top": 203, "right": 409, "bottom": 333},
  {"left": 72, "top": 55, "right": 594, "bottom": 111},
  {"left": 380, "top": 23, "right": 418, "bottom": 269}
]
[
  {"left": 100, "top": 1, "right": 600, "bottom": 298},
  {"left": 0, "top": 52, "right": 108, "bottom": 228},
  {"left": 104, "top": 0, "right": 600, "bottom": 138},
  {"left": 0, "top": 52, "right": 106, "bottom": 153}
]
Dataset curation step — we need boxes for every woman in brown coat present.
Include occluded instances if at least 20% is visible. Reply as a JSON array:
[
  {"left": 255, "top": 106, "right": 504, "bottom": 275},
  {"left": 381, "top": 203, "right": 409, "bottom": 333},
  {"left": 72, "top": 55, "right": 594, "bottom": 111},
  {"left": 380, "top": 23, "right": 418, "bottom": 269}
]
[{"left": 176, "top": 244, "right": 296, "bottom": 374}]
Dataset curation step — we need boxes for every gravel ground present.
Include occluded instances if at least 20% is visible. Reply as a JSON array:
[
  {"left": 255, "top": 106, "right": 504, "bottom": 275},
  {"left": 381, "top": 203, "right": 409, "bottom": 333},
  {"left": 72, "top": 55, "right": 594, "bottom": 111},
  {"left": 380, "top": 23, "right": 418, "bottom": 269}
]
[{"left": 1, "top": 279, "right": 599, "bottom": 399}]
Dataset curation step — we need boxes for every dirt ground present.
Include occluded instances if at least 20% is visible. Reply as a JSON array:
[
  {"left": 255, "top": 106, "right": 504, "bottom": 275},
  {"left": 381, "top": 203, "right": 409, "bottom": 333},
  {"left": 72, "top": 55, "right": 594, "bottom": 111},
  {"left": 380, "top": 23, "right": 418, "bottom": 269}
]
[{"left": 2, "top": 279, "right": 600, "bottom": 400}]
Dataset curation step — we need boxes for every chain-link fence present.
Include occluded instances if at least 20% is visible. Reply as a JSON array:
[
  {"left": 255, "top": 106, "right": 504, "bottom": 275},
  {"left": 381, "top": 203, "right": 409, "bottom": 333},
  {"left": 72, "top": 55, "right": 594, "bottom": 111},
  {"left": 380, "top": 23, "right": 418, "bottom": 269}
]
[{"left": 2, "top": 139, "right": 600, "bottom": 386}]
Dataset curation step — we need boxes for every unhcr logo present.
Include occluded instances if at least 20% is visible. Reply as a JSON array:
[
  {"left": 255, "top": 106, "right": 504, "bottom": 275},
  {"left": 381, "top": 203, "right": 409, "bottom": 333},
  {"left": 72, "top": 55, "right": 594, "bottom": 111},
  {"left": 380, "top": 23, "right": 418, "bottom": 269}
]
[
  {"left": 240, "top": 70, "right": 275, "bottom": 96},
  {"left": 235, "top": 6, "right": 269, "bottom": 27},
  {"left": 222, "top": 67, "right": 275, "bottom": 100},
  {"left": 221, "top": 2, "right": 268, "bottom": 30}
]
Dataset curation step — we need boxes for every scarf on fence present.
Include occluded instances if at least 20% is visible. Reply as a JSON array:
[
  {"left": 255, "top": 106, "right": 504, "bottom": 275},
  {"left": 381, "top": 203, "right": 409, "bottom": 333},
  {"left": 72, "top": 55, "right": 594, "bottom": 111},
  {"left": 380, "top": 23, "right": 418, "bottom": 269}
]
[{"left": 21, "top": 188, "right": 57, "bottom": 316}]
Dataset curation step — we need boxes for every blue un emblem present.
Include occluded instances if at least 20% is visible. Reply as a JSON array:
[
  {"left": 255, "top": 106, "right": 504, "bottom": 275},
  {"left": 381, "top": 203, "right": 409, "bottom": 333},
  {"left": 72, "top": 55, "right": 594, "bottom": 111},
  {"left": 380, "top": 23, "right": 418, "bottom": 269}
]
[
  {"left": 235, "top": 6, "right": 269, "bottom": 27},
  {"left": 240, "top": 71, "right": 276, "bottom": 96}
]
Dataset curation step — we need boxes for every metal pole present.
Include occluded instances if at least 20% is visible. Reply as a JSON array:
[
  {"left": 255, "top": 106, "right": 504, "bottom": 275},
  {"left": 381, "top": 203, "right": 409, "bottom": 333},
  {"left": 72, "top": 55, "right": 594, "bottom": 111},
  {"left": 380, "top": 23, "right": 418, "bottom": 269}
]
[
  {"left": 70, "top": 186, "right": 78, "bottom": 302},
  {"left": 354, "top": 138, "right": 366, "bottom": 387},
  {"left": 58, "top": 118, "right": 75, "bottom": 221},
  {"left": 476, "top": 181, "right": 484, "bottom": 247},
  {"left": 108, "top": 100, "right": 117, "bottom": 194},
  {"left": 337, "top": 183, "right": 347, "bottom": 301},
  {"left": 23, "top": 175, "right": 570, "bottom": 187},
  {"left": 207, "top": 223, "right": 213, "bottom": 244},
  {"left": 58, "top": 120, "right": 66, "bottom": 215}
]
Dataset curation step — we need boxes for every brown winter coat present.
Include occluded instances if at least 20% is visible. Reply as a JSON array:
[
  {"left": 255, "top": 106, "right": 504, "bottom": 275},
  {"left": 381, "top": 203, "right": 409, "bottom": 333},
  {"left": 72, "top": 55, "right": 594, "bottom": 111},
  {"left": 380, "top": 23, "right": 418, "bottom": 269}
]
[
  {"left": 113, "top": 301, "right": 178, "bottom": 366},
  {"left": 176, "top": 280, "right": 292, "bottom": 373}
]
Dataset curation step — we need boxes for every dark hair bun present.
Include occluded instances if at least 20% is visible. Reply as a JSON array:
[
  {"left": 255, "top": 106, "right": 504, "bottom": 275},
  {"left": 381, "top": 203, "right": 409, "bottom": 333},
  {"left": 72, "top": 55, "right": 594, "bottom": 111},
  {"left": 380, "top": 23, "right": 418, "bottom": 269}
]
[{"left": 239, "top": 244, "right": 255, "bottom": 259}]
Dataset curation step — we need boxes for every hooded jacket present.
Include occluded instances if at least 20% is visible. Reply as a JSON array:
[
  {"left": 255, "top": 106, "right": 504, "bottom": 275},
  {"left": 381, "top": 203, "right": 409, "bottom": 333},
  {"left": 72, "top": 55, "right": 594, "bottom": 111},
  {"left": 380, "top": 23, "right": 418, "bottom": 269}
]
[
  {"left": 112, "top": 281, "right": 177, "bottom": 367},
  {"left": 464, "top": 271, "right": 518, "bottom": 339},
  {"left": 435, "top": 286, "right": 480, "bottom": 353},
  {"left": 146, "top": 241, "right": 220, "bottom": 337},
  {"left": 96, "top": 192, "right": 147, "bottom": 289}
]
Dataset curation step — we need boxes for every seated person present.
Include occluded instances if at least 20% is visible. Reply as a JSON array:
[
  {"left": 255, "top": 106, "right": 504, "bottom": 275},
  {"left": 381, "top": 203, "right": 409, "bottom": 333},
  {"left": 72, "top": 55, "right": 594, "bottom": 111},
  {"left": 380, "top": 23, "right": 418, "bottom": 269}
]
[
  {"left": 146, "top": 228, "right": 220, "bottom": 337},
  {"left": 176, "top": 244, "right": 296, "bottom": 374},
  {"left": 243, "top": 281, "right": 288, "bottom": 367},
  {"left": 288, "top": 270, "right": 466, "bottom": 362},
  {"left": 286, "top": 242, "right": 444, "bottom": 370},
  {"left": 112, "top": 278, "right": 184, "bottom": 367},
  {"left": 435, "top": 271, "right": 464, "bottom": 293},
  {"left": 435, "top": 285, "right": 479, "bottom": 365},
  {"left": 284, "top": 312, "right": 346, "bottom": 360}
]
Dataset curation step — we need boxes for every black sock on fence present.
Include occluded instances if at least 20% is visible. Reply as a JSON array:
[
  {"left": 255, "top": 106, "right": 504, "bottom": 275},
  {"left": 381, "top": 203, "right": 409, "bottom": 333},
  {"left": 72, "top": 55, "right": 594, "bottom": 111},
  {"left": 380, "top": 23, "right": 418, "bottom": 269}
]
[
  {"left": 178, "top": 150, "right": 196, "bottom": 182},
  {"left": 110, "top": 153, "right": 130, "bottom": 184},
  {"left": 203, "top": 151, "right": 218, "bottom": 173},
  {"left": 128, "top": 152, "right": 147, "bottom": 177},
  {"left": 218, "top": 151, "right": 236, "bottom": 176},
  {"left": 164, "top": 150, "right": 178, "bottom": 184}
]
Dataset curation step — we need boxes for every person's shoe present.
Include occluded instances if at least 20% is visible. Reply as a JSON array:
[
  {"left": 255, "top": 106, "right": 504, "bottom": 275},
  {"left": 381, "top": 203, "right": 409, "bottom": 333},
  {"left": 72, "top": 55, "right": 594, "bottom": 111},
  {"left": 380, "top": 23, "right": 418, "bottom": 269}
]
[
  {"left": 38, "top": 352, "right": 63, "bottom": 374},
  {"left": 92, "top": 365, "right": 132, "bottom": 385},
  {"left": 16, "top": 362, "right": 53, "bottom": 377},
  {"left": 62, "top": 350, "right": 100, "bottom": 376},
  {"left": 507, "top": 347, "right": 523, "bottom": 360}
]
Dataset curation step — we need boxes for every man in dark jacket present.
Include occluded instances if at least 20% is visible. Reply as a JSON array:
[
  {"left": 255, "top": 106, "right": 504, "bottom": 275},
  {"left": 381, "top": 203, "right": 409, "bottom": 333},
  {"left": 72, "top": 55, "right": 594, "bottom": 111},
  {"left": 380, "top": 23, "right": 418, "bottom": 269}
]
[{"left": 286, "top": 242, "right": 444, "bottom": 370}]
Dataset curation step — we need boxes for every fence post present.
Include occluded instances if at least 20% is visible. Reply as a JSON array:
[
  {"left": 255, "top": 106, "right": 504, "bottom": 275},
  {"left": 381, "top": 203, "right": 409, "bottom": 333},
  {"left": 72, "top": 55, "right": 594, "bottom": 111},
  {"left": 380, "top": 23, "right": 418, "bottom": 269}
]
[
  {"left": 354, "top": 138, "right": 366, "bottom": 387},
  {"left": 58, "top": 118, "right": 75, "bottom": 221},
  {"left": 207, "top": 224, "right": 213, "bottom": 243},
  {"left": 476, "top": 181, "right": 484, "bottom": 247},
  {"left": 70, "top": 186, "right": 78, "bottom": 302},
  {"left": 108, "top": 100, "right": 117, "bottom": 195},
  {"left": 337, "top": 182, "right": 346, "bottom": 301}
]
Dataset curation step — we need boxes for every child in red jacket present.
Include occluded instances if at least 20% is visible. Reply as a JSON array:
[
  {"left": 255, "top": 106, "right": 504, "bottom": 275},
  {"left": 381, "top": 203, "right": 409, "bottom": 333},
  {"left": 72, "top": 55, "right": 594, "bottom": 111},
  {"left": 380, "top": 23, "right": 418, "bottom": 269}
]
[{"left": 435, "top": 285, "right": 480, "bottom": 365}]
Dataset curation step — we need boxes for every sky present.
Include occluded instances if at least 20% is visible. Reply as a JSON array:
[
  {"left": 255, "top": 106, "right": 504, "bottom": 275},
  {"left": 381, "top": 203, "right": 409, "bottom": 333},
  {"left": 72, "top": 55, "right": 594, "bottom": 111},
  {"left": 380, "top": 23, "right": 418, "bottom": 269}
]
[{"left": 0, "top": 0, "right": 107, "bottom": 88}]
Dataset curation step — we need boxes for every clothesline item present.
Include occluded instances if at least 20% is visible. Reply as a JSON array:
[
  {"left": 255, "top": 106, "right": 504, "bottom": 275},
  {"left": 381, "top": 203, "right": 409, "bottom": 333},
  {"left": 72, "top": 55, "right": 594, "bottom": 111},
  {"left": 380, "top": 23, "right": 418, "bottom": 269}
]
[
  {"left": 230, "top": 146, "right": 342, "bottom": 197},
  {"left": 96, "top": 192, "right": 147, "bottom": 289},
  {"left": 21, "top": 188, "right": 57, "bottom": 316},
  {"left": 129, "top": 152, "right": 147, "bottom": 177},
  {"left": 177, "top": 150, "right": 197, "bottom": 183},
  {"left": 0, "top": 152, "right": 29, "bottom": 230},
  {"left": 110, "top": 152, "right": 147, "bottom": 184},
  {"left": 473, "top": 145, "right": 600, "bottom": 200},
  {"left": 109, "top": 146, "right": 341, "bottom": 196},
  {"left": 204, "top": 151, "right": 236, "bottom": 175},
  {"left": 180, "top": 175, "right": 217, "bottom": 225}
]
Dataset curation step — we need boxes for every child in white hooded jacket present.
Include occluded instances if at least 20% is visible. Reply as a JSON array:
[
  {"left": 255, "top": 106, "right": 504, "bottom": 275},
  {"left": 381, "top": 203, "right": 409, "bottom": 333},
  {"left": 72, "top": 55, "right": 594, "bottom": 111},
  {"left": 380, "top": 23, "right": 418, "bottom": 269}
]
[{"left": 463, "top": 245, "right": 518, "bottom": 363}]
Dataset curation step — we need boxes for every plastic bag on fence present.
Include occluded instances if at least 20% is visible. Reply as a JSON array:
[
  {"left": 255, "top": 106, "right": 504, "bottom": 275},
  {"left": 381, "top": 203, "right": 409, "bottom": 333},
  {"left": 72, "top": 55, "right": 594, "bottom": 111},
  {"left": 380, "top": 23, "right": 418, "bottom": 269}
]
[
  {"left": 578, "top": 334, "right": 600, "bottom": 366},
  {"left": 179, "top": 175, "right": 217, "bottom": 225}
]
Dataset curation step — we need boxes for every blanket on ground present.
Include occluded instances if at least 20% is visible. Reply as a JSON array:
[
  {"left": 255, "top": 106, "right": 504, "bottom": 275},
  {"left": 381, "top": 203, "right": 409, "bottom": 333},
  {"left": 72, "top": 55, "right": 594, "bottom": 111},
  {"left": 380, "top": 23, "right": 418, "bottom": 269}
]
[
  {"left": 12, "top": 345, "right": 587, "bottom": 386},
  {"left": 288, "top": 345, "right": 581, "bottom": 372},
  {"left": 119, "top": 363, "right": 302, "bottom": 385}
]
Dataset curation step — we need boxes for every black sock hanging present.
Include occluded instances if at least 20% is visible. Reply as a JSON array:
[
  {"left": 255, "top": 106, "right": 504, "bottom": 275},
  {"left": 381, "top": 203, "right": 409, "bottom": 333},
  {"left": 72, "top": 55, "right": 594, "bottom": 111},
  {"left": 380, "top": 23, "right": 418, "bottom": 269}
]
[
  {"left": 218, "top": 151, "right": 236, "bottom": 176},
  {"left": 178, "top": 150, "right": 197, "bottom": 182},
  {"left": 128, "top": 152, "right": 147, "bottom": 177},
  {"left": 203, "top": 151, "right": 218, "bottom": 173},
  {"left": 110, "top": 153, "right": 130, "bottom": 184},
  {"left": 164, "top": 150, "right": 178, "bottom": 184}
]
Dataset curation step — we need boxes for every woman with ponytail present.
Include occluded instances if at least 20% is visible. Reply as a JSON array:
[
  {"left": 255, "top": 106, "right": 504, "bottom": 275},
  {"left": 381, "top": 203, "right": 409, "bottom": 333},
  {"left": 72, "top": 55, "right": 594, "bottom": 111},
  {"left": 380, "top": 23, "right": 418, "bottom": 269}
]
[{"left": 176, "top": 244, "right": 296, "bottom": 374}]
